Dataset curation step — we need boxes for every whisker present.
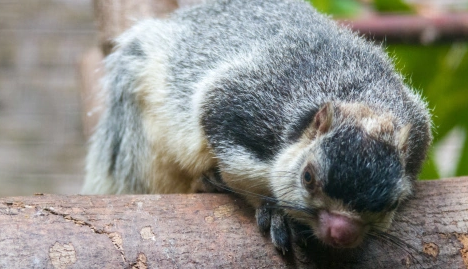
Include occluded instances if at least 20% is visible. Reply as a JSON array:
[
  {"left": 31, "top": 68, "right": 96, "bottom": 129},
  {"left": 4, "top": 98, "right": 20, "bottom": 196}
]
[
  {"left": 204, "top": 174, "right": 317, "bottom": 216},
  {"left": 205, "top": 171, "right": 429, "bottom": 268},
  {"left": 367, "top": 231, "right": 424, "bottom": 268}
]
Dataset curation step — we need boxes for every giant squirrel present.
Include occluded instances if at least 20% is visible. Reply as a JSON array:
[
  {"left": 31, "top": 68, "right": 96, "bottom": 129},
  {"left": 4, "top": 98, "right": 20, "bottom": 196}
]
[{"left": 83, "top": 0, "right": 432, "bottom": 257}]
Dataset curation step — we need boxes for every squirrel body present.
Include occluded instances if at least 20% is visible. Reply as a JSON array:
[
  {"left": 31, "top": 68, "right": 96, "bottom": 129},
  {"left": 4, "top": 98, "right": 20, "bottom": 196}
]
[{"left": 83, "top": 0, "right": 432, "bottom": 252}]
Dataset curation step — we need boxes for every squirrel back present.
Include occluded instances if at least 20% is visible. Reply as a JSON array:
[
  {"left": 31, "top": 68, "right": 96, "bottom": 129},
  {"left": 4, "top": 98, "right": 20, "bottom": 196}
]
[{"left": 83, "top": 0, "right": 432, "bottom": 252}]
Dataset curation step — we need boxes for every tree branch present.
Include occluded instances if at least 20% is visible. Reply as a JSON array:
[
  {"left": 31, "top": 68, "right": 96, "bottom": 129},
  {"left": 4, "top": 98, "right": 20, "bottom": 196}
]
[
  {"left": 0, "top": 177, "right": 467, "bottom": 268},
  {"left": 340, "top": 13, "right": 468, "bottom": 44}
]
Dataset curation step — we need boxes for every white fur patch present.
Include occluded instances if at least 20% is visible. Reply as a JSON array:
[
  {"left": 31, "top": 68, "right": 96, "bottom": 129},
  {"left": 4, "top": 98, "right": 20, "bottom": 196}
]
[{"left": 125, "top": 20, "right": 217, "bottom": 193}]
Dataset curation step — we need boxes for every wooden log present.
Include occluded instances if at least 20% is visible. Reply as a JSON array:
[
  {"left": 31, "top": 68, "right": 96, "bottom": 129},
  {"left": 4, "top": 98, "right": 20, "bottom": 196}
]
[{"left": 0, "top": 178, "right": 467, "bottom": 268}]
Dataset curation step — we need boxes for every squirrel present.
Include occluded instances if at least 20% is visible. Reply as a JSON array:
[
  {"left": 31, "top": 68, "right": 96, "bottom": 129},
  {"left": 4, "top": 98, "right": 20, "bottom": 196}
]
[{"left": 83, "top": 0, "right": 432, "bottom": 257}]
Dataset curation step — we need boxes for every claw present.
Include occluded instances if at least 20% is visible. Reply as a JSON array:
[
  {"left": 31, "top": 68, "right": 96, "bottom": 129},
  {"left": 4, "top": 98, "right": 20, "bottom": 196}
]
[
  {"left": 255, "top": 205, "right": 271, "bottom": 234},
  {"left": 256, "top": 204, "right": 294, "bottom": 253}
]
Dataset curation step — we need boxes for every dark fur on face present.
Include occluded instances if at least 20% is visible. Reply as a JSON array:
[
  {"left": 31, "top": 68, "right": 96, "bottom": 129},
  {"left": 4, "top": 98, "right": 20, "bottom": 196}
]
[{"left": 322, "top": 125, "right": 403, "bottom": 212}]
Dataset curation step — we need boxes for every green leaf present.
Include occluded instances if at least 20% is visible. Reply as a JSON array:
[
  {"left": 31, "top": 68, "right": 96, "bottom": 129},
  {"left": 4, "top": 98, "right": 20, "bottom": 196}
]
[
  {"left": 308, "top": 0, "right": 362, "bottom": 17},
  {"left": 308, "top": 0, "right": 332, "bottom": 13}
]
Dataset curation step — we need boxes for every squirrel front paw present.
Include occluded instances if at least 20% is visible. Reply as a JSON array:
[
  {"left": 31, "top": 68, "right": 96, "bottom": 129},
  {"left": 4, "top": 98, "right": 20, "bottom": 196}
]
[{"left": 255, "top": 204, "right": 291, "bottom": 255}]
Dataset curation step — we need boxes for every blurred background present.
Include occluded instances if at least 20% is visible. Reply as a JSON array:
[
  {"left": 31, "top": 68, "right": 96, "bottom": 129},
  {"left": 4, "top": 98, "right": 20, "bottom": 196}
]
[
  {"left": 0, "top": 0, "right": 467, "bottom": 197},
  {"left": 0, "top": 0, "right": 95, "bottom": 196}
]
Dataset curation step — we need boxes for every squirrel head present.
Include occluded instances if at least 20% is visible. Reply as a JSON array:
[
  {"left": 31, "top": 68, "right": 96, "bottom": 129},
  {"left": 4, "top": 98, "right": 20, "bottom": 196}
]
[{"left": 272, "top": 102, "right": 412, "bottom": 248}]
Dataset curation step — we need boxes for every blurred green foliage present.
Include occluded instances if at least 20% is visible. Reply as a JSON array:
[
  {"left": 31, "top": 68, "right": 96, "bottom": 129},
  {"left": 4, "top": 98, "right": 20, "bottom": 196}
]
[
  {"left": 390, "top": 44, "right": 468, "bottom": 179},
  {"left": 309, "top": 0, "right": 363, "bottom": 17},
  {"left": 373, "top": 0, "right": 413, "bottom": 13},
  {"left": 308, "top": 0, "right": 468, "bottom": 179}
]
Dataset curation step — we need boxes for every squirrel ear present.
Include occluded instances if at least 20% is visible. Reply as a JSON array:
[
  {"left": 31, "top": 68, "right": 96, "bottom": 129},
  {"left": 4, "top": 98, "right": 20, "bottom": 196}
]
[
  {"left": 313, "top": 102, "right": 334, "bottom": 135},
  {"left": 396, "top": 124, "right": 411, "bottom": 154}
]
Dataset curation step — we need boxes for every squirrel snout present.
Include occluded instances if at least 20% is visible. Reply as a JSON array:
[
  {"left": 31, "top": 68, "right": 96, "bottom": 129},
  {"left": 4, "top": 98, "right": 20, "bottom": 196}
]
[{"left": 318, "top": 210, "right": 363, "bottom": 248}]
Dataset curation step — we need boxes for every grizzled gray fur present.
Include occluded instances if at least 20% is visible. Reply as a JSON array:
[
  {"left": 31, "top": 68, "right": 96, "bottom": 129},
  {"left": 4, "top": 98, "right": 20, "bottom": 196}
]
[{"left": 83, "top": 0, "right": 432, "bottom": 256}]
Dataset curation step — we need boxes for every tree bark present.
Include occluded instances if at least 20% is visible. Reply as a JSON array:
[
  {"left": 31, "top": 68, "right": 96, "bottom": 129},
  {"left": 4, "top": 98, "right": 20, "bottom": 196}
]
[{"left": 0, "top": 177, "right": 467, "bottom": 268}]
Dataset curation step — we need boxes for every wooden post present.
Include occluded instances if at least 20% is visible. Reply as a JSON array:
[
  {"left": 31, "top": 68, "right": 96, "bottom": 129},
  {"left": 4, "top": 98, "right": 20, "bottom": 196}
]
[{"left": 1, "top": 178, "right": 467, "bottom": 268}]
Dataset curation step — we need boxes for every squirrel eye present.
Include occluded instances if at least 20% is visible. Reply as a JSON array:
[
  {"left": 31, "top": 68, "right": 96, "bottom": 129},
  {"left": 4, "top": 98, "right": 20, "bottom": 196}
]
[{"left": 302, "top": 166, "right": 315, "bottom": 187}]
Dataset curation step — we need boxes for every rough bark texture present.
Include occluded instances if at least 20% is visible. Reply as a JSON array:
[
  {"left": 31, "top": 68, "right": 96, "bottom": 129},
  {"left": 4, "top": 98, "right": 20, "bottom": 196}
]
[{"left": 0, "top": 177, "right": 467, "bottom": 268}]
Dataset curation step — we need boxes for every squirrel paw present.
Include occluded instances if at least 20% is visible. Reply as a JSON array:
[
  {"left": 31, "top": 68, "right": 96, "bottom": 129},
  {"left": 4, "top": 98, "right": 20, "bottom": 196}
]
[{"left": 256, "top": 204, "right": 291, "bottom": 255}]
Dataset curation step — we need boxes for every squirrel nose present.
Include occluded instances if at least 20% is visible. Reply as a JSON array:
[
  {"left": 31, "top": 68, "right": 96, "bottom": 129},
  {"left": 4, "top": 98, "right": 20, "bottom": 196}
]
[{"left": 318, "top": 211, "right": 363, "bottom": 248}]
